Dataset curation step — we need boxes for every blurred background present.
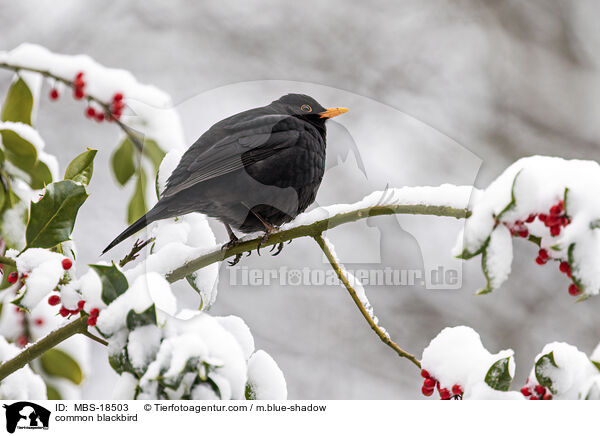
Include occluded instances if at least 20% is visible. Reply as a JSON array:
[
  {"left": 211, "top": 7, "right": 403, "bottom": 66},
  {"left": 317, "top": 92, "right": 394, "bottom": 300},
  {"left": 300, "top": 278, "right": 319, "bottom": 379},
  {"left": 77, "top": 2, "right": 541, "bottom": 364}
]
[{"left": 2, "top": 0, "right": 600, "bottom": 399}]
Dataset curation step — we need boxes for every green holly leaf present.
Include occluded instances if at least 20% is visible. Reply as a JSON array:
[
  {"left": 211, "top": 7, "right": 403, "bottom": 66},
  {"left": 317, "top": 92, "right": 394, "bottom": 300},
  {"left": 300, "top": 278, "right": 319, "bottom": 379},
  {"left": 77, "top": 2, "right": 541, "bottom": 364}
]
[
  {"left": 45, "top": 383, "right": 62, "bottom": 400},
  {"left": 484, "top": 356, "right": 513, "bottom": 391},
  {"left": 126, "top": 304, "right": 157, "bottom": 330},
  {"left": 127, "top": 169, "right": 147, "bottom": 224},
  {"left": 142, "top": 139, "right": 166, "bottom": 173},
  {"left": 535, "top": 351, "right": 558, "bottom": 394},
  {"left": 40, "top": 348, "right": 83, "bottom": 385},
  {"left": 29, "top": 159, "right": 53, "bottom": 189},
  {"left": 591, "top": 360, "right": 600, "bottom": 372},
  {"left": 64, "top": 148, "right": 97, "bottom": 186},
  {"left": 25, "top": 180, "right": 88, "bottom": 249},
  {"left": 111, "top": 137, "right": 136, "bottom": 186},
  {"left": 0, "top": 129, "right": 38, "bottom": 173},
  {"left": 90, "top": 263, "right": 129, "bottom": 305},
  {"left": 1, "top": 77, "right": 34, "bottom": 125}
]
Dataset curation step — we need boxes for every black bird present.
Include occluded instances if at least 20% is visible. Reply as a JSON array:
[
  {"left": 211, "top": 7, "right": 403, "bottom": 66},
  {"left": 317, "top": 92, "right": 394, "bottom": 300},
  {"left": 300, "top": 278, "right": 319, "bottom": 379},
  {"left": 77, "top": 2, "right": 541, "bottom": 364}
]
[{"left": 102, "top": 94, "right": 348, "bottom": 260}]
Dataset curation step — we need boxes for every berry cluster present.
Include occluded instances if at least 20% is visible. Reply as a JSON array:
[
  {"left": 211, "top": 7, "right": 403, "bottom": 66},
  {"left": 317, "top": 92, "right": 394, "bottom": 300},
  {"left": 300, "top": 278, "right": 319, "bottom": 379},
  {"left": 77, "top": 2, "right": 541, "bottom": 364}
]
[
  {"left": 521, "top": 380, "right": 552, "bottom": 400},
  {"left": 502, "top": 200, "right": 580, "bottom": 297},
  {"left": 48, "top": 71, "right": 125, "bottom": 123},
  {"left": 420, "top": 369, "right": 463, "bottom": 400}
]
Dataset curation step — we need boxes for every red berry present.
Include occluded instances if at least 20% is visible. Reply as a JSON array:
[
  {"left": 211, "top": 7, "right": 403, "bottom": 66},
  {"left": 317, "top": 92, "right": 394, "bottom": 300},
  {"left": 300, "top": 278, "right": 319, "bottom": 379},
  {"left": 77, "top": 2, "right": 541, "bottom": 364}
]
[
  {"left": 538, "top": 249, "right": 549, "bottom": 260},
  {"left": 75, "top": 71, "right": 84, "bottom": 80},
  {"left": 545, "top": 215, "right": 561, "bottom": 227},
  {"left": 48, "top": 295, "right": 61, "bottom": 306},
  {"left": 90, "top": 308, "right": 99, "bottom": 317},
  {"left": 439, "top": 388, "right": 451, "bottom": 400},
  {"left": 520, "top": 386, "right": 531, "bottom": 396},
  {"left": 34, "top": 317, "right": 44, "bottom": 326},
  {"left": 452, "top": 384, "right": 463, "bottom": 396},
  {"left": 559, "top": 261, "right": 571, "bottom": 275},
  {"left": 77, "top": 300, "right": 86, "bottom": 310},
  {"left": 420, "top": 369, "right": 430, "bottom": 379},
  {"left": 424, "top": 378, "right": 436, "bottom": 388},
  {"left": 535, "top": 256, "right": 546, "bottom": 265},
  {"left": 85, "top": 107, "right": 96, "bottom": 118},
  {"left": 538, "top": 214, "right": 547, "bottom": 223},
  {"left": 7, "top": 272, "right": 18, "bottom": 284},
  {"left": 113, "top": 92, "right": 123, "bottom": 101},
  {"left": 95, "top": 112, "right": 104, "bottom": 122},
  {"left": 421, "top": 385, "right": 434, "bottom": 396},
  {"left": 550, "top": 204, "right": 563, "bottom": 216},
  {"left": 59, "top": 307, "right": 70, "bottom": 317},
  {"left": 561, "top": 216, "right": 570, "bottom": 226},
  {"left": 87, "top": 316, "right": 97, "bottom": 327},
  {"left": 542, "top": 392, "right": 552, "bottom": 400},
  {"left": 17, "top": 336, "right": 28, "bottom": 347},
  {"left": 49, "top": 88, "right": 59, "bottom": 100},
  {"left": 525, "top": 214, "right": 536, "bottom": 223},
  {"left": 550, "top": 225, "right": 561, "bottom": 236},
  {"left": 529, "top": 396, "right": 539, "bottom": 400},
  {"left": 112, "top": 100, "right": 125, "bottom": 111},
  {"left": 534, "top": 385, "right": 545, "bottom": 395},
  {"left": 568, "top": 283, "right": 581, "bottom": 296},
  {"left": 62, "top": 258, "right": 73, "bottom": 270},
  {"left": 518, "top": 229, "right": 529, "bottom": 238},
  {"left": 74, "top": 87, "right": 85, "bottom": 99}
]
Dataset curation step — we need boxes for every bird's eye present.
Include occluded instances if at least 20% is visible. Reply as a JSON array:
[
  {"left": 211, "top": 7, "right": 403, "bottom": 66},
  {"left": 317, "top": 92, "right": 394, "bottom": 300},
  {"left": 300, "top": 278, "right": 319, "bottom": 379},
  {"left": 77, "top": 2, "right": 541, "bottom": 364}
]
[{"left": 300, "top": 104, "right": 312, "bottom": 112}]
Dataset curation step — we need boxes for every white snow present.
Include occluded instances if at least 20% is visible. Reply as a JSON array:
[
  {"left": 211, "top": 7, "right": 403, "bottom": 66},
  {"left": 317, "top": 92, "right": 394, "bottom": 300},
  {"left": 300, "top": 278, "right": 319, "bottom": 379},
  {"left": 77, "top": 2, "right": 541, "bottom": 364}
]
[
  {"left": 456, "top": 156, "right": 600, "bottom": 296},
  {"left": 216, "top": 316, "right": 255, "bottom": 360},
  {"left": 480, "top": 225, "right": 513, "bottom": 293},
  {"left": 0, "top": 337, "right": 47, "bottom": 399},
  {"left": 0, "top": 43, "right": 186, "bottom": 152},
  {"left": 246, "top": 350, "right": 288, "bottom": 400},
  {"left": 11, "top": 248, "right": 65, "bottom": 309},
  {"left": 527, "top": 342, "right": 598, "bottom": 400},
  {"left": 96, "top": 272, "right": 176, "bottom": 336},
  {"left": 421, "top": 326, "right": 517, "bottom": 399}
]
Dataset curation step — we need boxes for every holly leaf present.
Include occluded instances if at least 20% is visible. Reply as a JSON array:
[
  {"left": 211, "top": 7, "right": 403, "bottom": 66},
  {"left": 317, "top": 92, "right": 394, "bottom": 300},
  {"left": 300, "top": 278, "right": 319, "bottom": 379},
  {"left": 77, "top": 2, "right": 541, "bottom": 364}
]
[
  {"left": 484, "top": 356, "right": 513, "bottom": 391},
  {"left": 111, "top": 137, "right": 136, "bottom": 185},
  {"left": 535, "top": 351, "right": 558, "bottom": 394},
  {"left": 142, "top": 139, "right": 166, "bottom": 173},
  {"left": 25, "top": 180, "right": 88, "bottom": 249},
  {"left": 90, "top": 263, "right": 129, "bottom": 305},
  {"left": 1, "top": 77, "right": 34, "bottom": 125},
  {"left": 126, "top": 304, "right": 157, "bottom": 330},
  {"left": 592, "top": 360, "right": 600, "bottom": 372},
  {"left": 64, "top": 148, "right": 97, "bottom": 186},
  {"left": 0, "top": 129, "right": 38, "bottom": 173},
  {"left": 40, "top": 348, "right": 83, "bottom": 385},
  {"left": 29, "top": 159, "right": 53, "bottom": 189},
  {"left": 127, "top": 169, "right": 147, "bottom": 224}
]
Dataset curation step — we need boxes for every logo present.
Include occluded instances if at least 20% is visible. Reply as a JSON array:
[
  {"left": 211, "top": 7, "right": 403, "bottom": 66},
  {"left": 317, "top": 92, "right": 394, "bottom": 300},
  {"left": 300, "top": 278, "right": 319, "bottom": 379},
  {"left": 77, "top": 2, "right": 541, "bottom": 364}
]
[{"left": 2, "top": 402, "right": 50, "bottom": 433}]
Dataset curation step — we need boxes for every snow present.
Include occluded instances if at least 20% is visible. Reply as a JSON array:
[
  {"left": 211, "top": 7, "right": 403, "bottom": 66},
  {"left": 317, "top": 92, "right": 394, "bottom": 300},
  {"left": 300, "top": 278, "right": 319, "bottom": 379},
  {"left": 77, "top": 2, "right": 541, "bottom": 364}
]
[
  {"left": 456, "top": 156, "right": 600, "bottom": 296},
  {"left": 126, "top": 325, "right": 162, "bottom": 372},
  {"left": 527, "top": 342, "right": 598, "bottom": 400},
  {"left": 112, "top": 372, "right": 138, "bottom": 400},
  {"left": 216, "top": 315, "right": 255, "bottom": 360},
  {"left": 0, "top": 43, "right": 186, "bottom": 152},
  {"left": 96, "top": 272, "right": 176, "bottom": 336},
  {"left": 10, "top": 248, "right": 66, "bottom": 309},
  {"left": 0, "top": 337, "right": 46, "bottom": 400},
  {"left": 480, "top": 225, "right": 513, "bottom": 293},
  {"left": 246, "top": 350, "right": 288, "bottom": 400},
  {"left": 421, "top": 326, "right": 517, "bottom": 399}
]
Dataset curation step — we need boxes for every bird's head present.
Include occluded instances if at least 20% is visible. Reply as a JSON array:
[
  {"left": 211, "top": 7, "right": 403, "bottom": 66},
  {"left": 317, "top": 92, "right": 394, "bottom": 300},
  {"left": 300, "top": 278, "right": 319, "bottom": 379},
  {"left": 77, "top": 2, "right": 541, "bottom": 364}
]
[{"left": 271, "top": 94, "right": 348, "bottom": 125}]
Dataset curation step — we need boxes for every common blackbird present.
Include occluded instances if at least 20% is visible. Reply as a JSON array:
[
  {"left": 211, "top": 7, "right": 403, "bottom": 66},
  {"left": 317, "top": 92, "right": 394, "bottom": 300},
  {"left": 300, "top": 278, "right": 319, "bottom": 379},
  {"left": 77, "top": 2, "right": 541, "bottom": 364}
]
[{"left": 102, "top": 94, "right": 348, "bottom": 257}]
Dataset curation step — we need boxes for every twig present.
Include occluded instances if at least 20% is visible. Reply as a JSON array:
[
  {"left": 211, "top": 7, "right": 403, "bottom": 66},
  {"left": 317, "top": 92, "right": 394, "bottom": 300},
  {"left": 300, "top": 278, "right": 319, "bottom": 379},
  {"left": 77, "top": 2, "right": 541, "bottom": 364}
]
[
  {"left": 81, "top": 330, "right": 109, "bottom": 347},
  {"left": 0, "top": 316, "right": 91, "bottom": 381},
  {"left": 166, "top": 202, "right": 469, "bottom": 283},
  {"left": 313, "top": 233, "right": 421, "bottom": 368},
  {"left": 119, "top": 238, "right": 155, "bottom": 267},
  {"left": 0, "top": 61, "right": 144, "bottom": 151}
]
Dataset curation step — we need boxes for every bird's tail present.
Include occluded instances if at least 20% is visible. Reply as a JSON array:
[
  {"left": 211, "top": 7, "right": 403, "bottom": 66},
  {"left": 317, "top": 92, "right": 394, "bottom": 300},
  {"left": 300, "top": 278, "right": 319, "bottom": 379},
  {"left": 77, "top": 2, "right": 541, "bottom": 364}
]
[{"left": 102, "top": 205, "right": 170, "bottom": 254}]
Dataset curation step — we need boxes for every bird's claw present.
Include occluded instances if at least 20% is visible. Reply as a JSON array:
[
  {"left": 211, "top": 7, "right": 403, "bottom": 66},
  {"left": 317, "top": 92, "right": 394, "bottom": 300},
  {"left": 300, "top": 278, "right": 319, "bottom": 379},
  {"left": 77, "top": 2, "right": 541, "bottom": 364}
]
[
  {"left": 227, "top": 253, "right": 242, "bottom": 266},
  {"left": 271, "top": 242, "right": 285, "bottom": 256},
  {"left": 222, "top": 236, "right": 241, "bottom": 266}
]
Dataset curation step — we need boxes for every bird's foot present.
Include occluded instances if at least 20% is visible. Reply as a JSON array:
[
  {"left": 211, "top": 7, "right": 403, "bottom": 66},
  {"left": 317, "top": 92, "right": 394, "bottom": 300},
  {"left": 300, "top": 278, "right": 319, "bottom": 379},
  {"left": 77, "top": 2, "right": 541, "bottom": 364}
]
[
  {"left": 269, "top": 242, "right": 285, "bottom": 256},
  {"left": 222, "top": 236, "right": 242, "bottom": 266},
  {"left": 256, "top": 224, "right": 278, "bottom": 255}
]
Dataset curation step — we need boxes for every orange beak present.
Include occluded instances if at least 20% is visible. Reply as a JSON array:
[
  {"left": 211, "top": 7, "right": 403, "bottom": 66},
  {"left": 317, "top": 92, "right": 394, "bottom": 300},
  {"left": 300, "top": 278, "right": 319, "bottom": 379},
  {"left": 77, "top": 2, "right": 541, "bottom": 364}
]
[{"left": 319, "top": 107, "right": 349, "bottom": 118}]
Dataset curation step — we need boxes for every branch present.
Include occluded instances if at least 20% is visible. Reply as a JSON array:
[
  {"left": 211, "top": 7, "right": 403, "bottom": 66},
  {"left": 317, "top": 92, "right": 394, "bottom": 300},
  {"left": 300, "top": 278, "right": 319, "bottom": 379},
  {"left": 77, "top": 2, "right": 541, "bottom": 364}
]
[
  {"left": 313, "top": 234, "right": 421, "bottom": 368},
  {"left": 0, "top": 61, "right": 144, "bottom": 151},
  {"left": 166, "top": 201, "right": 470, "bottom": 283},
  {"left": 0, "top": 316, "right": 91, "bottom": 381}
]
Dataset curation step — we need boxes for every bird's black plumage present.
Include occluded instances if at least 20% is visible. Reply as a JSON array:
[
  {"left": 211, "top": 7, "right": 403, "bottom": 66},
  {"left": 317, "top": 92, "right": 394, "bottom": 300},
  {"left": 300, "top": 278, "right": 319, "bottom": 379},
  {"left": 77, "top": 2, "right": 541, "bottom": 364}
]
[{"left": 103, "top": 94, "right": 348, "bottom": 254}]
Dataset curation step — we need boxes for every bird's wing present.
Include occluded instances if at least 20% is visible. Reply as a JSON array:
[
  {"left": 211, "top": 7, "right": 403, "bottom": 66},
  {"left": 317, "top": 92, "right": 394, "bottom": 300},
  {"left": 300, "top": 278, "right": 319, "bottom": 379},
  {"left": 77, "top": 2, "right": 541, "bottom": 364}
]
[{"left": 162, "top": 114, "right": 303, "bottom": 198}]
